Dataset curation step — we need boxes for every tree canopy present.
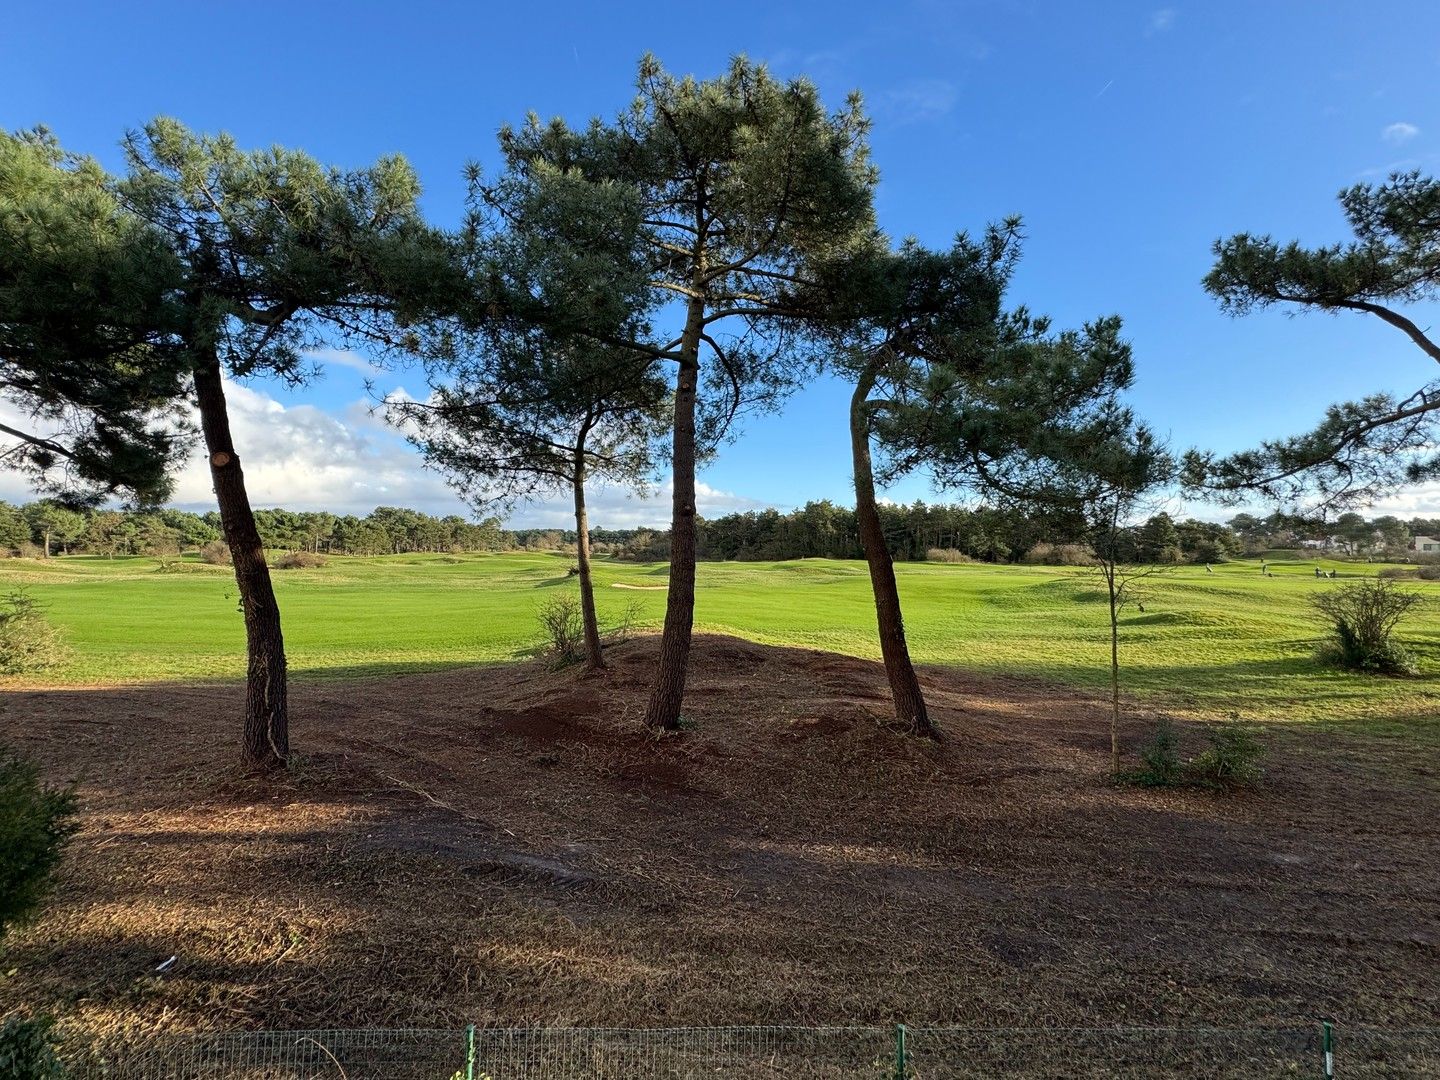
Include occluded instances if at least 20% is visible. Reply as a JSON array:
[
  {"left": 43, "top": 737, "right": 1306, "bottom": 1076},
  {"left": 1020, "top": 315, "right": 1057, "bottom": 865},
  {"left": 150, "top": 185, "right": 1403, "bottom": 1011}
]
[
  {"left": 483, "top": 54, "right": 879, "bottom": 727},
  {"left": 1192, "top": 169, "right": 1440, "bottom": 511},
  {"left": 116, "top": 118, "right": 453, "bottom": 768},
  {"left": 0, "top": 129, "right": 189, "bottom": 506}
]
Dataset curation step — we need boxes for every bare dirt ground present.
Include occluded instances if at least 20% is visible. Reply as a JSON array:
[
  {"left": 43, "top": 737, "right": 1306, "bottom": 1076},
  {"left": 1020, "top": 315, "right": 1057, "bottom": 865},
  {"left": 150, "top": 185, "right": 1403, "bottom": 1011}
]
[{"left": 1, "top": 634, "right": 1436, "bottom": 1038}]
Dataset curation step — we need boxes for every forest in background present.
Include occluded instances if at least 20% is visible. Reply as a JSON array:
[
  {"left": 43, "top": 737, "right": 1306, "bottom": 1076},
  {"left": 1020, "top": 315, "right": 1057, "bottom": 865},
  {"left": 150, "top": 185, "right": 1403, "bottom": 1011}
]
[{"left": 0, "top": 497, "right": 1430, "bottom": 565}]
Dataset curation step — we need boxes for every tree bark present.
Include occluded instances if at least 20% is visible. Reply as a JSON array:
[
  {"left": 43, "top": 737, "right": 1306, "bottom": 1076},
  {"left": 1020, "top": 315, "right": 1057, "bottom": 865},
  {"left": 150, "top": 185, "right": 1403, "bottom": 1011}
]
[
  {"left": 850, "top": 367, "right": 937, "bottom": 738},
  {"left": 644, "top": 293, "right": 706, "bottom": 730},
  {"left": 572, "top": 443, "right": 605, "bottom": 671},
  {"left": 1108, "top": 573, "right": 1121, "bottom": 776},
  {"left": 192, "top": 353, "right": 289, "bottom": 770}
]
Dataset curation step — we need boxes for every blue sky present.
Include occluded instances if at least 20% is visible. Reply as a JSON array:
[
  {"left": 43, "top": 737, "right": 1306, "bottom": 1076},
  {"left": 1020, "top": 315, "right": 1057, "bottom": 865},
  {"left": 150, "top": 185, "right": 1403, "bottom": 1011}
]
[{"left": 3, "top": 1, "right": 1439, "bottom": 525}]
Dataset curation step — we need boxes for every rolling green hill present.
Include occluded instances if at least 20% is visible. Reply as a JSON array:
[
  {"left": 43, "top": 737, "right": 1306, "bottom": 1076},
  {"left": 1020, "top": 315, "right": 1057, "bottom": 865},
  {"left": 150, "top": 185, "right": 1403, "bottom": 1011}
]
[{"left": 3, "top": 551, "right": 1436, "bottom": 726}]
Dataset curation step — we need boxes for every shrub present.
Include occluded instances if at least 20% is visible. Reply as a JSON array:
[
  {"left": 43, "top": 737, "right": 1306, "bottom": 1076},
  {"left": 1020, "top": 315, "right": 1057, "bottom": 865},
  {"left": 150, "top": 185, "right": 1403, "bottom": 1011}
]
[
  {"left": 604, "top": 599, "right": 645, "bottom": 647},
  {"left": 1315, "top": 637, "right": 1418, "bottom": 676},
  {"left": 1187, "top": 721, "right": 1265, "bottom": 789},
  {"left": 1378, "top": 565, "right": 1440, "bottom": 581},
  {"left": 0, "top": 1014, "right": 67, "bottom": 1080},
  {"left": 1021, "top": 542, "right": 1095, "bottom": 566},
  {"left": 1133, "top": 719, "right": 1182, "bottom": 786},
  {"left": 0, "top": 591, "right": 67, "bottom": 676},
  {"left": 272, "top": 551, "right": 326, "bottom": 570},
  {"left": 1019, "top": 542, "right": 1052, "bottom": 564},
  {"left": 1311, "top": 579, "right": 1426, "bottom": 675},
  {"left": 199, "top": 540, "right": 231, "bottom": 565},
  {"left": 1123, "top": 717, "right": 1265, "bottom": 791},
  {"left": 925, "top": 548, "right": 972, "bottom": 563},
  {"left": 0, "top": 744, "right": 78, "bottom": 937},
  {"left": 537, "top": 591, "right": 585, "bottom": 667}
]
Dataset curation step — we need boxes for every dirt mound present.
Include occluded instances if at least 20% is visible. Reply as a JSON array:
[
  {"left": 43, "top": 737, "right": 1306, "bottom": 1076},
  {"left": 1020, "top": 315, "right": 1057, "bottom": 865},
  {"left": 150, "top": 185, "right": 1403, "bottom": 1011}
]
[{"left": 0, "top": 633, "right": 1435, "bottom": 1038}]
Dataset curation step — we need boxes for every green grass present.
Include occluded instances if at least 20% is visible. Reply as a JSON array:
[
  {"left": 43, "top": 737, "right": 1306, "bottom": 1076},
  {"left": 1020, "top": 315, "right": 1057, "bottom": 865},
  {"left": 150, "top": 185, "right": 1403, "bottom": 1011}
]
[{"left": 3, "top": 551, "right": 1438, "bottom": 727}]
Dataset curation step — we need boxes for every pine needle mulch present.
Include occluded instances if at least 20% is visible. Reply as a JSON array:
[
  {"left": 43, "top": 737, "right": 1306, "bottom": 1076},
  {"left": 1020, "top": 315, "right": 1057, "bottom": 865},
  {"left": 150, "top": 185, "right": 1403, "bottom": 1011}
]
[{"left": 0, "top": 634, "right": 1435, "bottom": 1039}]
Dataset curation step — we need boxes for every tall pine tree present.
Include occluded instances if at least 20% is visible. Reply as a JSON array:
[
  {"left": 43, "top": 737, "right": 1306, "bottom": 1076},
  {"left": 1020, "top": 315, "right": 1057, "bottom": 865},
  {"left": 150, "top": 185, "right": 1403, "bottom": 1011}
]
[
  {"left": 487, "top": 56, "right": 877, "bottom": 728},
  {"left": 116, "top": 120, "right": 446, "bottom": 768}
]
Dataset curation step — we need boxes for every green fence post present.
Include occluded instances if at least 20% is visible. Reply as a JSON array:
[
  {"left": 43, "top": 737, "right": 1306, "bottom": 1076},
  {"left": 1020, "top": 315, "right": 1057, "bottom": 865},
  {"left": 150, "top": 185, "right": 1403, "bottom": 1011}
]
[
  {"left": 893, "top": 1023, "right": 908, "bottom": 1080},
  {"left": 465, "top": 1024, "right": 476, "bottom": 1080},
  {"left": 1321, "top": 1019, "right": 1334, "bottom": 1079}
]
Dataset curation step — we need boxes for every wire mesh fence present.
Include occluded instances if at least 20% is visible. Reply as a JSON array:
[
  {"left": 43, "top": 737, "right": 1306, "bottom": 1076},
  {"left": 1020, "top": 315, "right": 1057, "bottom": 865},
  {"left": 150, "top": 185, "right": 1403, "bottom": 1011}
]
[
  {"left": 903, "top": 1024, "right": 1321, "bottom": 1077},
  {"left": 67, "top": 1026, "right": 894, "bottom": 1079},
  {"left": 466, "top": 1026, "right": 892, "bottom": 1079},
  {"left": 69, "top": 1028, "right": 462, "bottom": 1080},
  {"left": 1331, "top": 1027, "right": 1440, "bottom": 1078},
  {"left": 59, "top": 1022, "right": 1440, "bottom": 1078}
]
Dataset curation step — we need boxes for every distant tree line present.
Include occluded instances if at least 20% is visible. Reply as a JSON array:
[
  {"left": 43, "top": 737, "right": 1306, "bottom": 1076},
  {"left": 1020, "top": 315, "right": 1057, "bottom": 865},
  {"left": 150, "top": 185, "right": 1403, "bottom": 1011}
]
[
  {"left": 602, "top": 505, "right": 1409, "bottom": 565},
  {"left": 3, "top": 497, "right": 1429, "bottom": 565},
  {"left": 0, "top": 501, "right": 506, "bottom": 558}
]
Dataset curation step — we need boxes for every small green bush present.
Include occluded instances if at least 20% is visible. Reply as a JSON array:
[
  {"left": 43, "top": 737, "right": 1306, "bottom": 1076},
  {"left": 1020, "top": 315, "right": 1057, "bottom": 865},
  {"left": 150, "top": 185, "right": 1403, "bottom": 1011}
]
[
  {"left": 0, "top": 1015, "right": 67, "bottom": 1080},
  {"left": 0, "top": 1014, "right": 68, "bottom": 1080},
  {"left": 1315, "top": 637, "right": 1418, "bottom": 676},
  {"left": 0, "top": 744, "right": 78, "bottom": 938},
  {"left": 0, "top": 590, "right": 67, "bottom": 676},
  {"left": 1133, "top": 719, "right": 1182, "bottom": 786},
  {"left": 1311, "top": 579, "right": 1425, "bottom": 675},
  {"left": 1187, "top": 721, "right": 1266, "bottom": 789},
  {"left": 1123, "top": 717, "right": 1264, "bottom": 791}
]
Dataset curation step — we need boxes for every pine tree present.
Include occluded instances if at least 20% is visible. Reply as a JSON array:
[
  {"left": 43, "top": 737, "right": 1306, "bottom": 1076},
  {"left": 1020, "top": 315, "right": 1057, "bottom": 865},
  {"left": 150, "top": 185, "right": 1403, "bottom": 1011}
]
[
  {"left": 486, "top": 55, "right": 877, "bottom": 729},
  {"left": 0, "top": 129, "right": 190, "bottom": 506},
  {"left": 1195, "top": 170, "right": 1440, "bottom": 510},
  {"left": 808, "top": 224, "right": 1142, "bottom": 737},
  {"left": 394, "top": 333, "right": 667, "bottom": 670},
  {"left": 111, "top": 120, "right": 448, "bottom": 767}
]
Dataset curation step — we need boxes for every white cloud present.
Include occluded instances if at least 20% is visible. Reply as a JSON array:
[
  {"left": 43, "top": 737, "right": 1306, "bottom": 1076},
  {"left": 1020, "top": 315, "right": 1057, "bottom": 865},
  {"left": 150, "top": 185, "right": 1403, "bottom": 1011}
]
[
  {"left": 161, "top": 380, "right": 460, "bottom": 516},
  {"left": 878, "top": 79, "right": 958, "bottom": 124},
  {"left": 0, "top": 381, "right": 772, "bottom": 529},
  {"left": 305, "top": 346, "right": 384, "bottom": 377},
  {"left": 507, "top": 478, "right": 770, "bottom": 530},
  {"left": 1146, "top": 8, "right": 1177, "bottom": 34},
  {"left": 1382, "top": 121, "right": 1420, "bottom": 144},
  {"left": 1356, "top": 482, "right": 1440, "bottom": 518}
]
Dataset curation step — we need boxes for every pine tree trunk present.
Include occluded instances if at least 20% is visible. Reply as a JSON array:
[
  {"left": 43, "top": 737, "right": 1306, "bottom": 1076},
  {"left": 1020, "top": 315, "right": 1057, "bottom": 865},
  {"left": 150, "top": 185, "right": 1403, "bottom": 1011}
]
[
  {"left": 572, "top": 447, "right": 605, "bottom": 672},
  {"left": 1109, "top": 572, "right": 1121, "bottom": 776},
  {"left": 193, "top": 354, "right": 289, "bottom": 770},
  {"left": 42, "top": 527, "right": 50, "bottom": 559},
  {"left": 850, "top": 369, "right": 937, "bottom": 738},
  {"left": 645, "top": 294, "right": 705, "bottom": 731}
]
